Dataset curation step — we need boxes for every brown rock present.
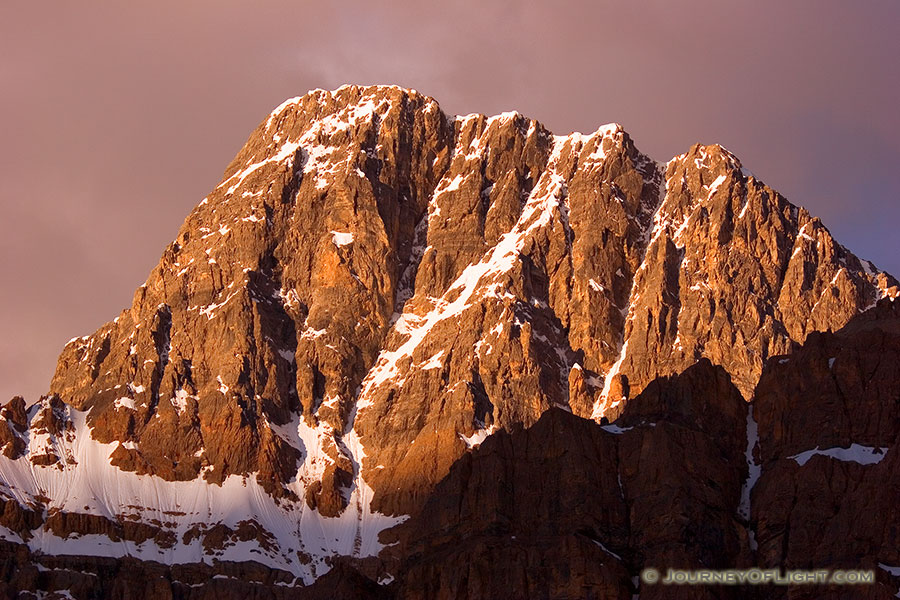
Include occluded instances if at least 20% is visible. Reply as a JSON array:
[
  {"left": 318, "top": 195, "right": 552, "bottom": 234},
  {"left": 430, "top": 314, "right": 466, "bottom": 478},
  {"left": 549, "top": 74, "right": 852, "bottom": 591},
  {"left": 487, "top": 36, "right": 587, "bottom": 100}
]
[
  {"left": 390, "top": 361, "right": 756, "bottom": 600},
  {"left": 0, "top": 396, "right": 28, "bottom": 431},
  {"left": 0, "top": 537, "right": 389, "bottom": 600},
  {"left": 0, "top": 397, "right": 28, "bottom": 460},
  {"left": 0, "top": 495, "right": 43, "bottom": 541},
  {"left": 392, "top": 408, "right": 633, "bottom": 600},
  {"left": 752, "top": 298, "right": 900, "bottom": 599},
  {"left": 304, "top": 462, "right": 353, "bottom": 517}
]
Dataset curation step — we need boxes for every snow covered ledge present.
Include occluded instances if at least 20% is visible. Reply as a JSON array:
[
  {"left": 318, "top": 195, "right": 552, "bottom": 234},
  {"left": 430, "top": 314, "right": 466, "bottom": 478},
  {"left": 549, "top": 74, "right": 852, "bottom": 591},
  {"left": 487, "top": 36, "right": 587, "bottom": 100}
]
[{"left": 788, "top": 444, "right": 889, "bottom": 467}]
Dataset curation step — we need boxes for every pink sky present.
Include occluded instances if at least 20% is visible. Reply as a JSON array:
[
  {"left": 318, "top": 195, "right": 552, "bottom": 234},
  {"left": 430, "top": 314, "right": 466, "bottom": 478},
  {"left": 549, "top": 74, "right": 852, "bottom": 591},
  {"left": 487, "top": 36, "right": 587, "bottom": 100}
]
[{"left": 2, "top": 1, "right": 898, "bottom": 402}]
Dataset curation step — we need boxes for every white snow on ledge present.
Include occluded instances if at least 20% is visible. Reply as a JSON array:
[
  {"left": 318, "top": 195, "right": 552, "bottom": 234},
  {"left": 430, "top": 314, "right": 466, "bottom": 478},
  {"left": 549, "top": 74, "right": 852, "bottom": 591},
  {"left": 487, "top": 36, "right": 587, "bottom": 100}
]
[
  {"left": 599, "top": 421, "right": 656, "bottom": 435},
  {"left": 331, "top": 231, "right": 354, "bottom": 247},
  {"left": 418, "top": 350, "right": 445, "bottom": 370},
  {"left": 600, "top": 423, "right": 633, "bottom": 434},
  {"left": 113, "top": 397, "right": 136, "bottom": 411},
  {"left": 789, "top": 444, "right": 888, "bottom": 467},
  {"left": 459, "top": 425, "right": 498, "bottom": 448},
  {"left": 591, "top": 538, "right": 623, "bottom": 561}
]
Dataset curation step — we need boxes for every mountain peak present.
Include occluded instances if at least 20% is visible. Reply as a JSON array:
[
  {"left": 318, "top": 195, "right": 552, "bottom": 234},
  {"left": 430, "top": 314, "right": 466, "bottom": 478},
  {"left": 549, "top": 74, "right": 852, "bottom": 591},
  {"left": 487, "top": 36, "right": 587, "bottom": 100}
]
[{"left": 2, "top": 86, "right": 897, "bottom": 586}]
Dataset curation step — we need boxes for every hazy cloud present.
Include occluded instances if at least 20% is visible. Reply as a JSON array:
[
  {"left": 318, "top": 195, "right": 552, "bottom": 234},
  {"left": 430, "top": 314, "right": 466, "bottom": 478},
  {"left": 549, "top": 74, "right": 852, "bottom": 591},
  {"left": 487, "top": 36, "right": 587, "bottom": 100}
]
[{"left": 1, "top": 1, "right": 898, "bottom": 401}]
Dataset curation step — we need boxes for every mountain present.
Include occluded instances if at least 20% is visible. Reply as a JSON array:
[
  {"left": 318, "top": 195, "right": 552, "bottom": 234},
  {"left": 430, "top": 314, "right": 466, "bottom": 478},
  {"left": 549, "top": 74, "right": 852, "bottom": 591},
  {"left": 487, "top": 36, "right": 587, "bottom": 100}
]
[{"left": 1, "top": 84, "right": 898, "bottom": 599}]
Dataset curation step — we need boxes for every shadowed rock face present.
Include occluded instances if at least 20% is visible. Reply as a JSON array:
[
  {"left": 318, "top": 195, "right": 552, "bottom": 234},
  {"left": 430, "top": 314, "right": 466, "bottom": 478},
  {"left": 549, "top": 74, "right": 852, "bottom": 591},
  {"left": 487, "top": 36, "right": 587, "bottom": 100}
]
[
  {"left": 1, "top": 85, "right": 898, "bottom": 598},
  {"left": 0, "top": 539, "right": 390, "bottom": 600},
  {"left": 389, "top": 359, "right": 753, "bottom": 600},
  {"left": 382, "top": 304, "right": 900, "bottom": 600},
  {"left": 751, "top": 299, "right": 900, "bottom": 600}
]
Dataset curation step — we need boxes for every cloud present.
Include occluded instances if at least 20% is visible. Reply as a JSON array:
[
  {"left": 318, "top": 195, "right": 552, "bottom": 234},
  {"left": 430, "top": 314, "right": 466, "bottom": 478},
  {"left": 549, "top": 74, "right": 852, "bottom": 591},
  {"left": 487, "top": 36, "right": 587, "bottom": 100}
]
[{"left": 1, "top": 1, "right": 898, "bottom": 401}]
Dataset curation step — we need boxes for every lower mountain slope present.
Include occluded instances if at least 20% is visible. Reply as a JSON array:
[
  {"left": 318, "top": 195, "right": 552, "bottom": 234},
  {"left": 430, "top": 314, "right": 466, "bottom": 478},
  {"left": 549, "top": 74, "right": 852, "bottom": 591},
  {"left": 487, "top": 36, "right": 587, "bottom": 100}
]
[{"left": 2, "top": 301, "right": 899, "bottom": 598}]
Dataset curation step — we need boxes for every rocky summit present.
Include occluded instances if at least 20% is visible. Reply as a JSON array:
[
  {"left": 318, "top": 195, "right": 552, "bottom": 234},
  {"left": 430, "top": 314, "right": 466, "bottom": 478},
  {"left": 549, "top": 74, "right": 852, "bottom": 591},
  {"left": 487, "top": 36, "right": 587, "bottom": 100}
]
[{"left": 1, "top": 84, "right": 899, "bottom": 599}]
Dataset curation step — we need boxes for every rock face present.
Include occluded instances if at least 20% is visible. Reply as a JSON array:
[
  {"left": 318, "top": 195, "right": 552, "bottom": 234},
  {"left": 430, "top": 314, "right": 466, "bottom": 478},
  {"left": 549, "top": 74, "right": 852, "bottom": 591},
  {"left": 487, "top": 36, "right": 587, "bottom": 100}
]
[
  {"left": 384, "top": 305, "right": 900, "bottom": 600},
  {"left": 1, "top": 85, "right": 898, "bottom": 597},
  {"left": 751, "top": 298, "right": 900, "bottom": 599},
  {"left": 391, "top": 360, "right": 753, "bottom": 600},
  {"left": 0, "top": 539, "right": 388, "bottom": 600}
]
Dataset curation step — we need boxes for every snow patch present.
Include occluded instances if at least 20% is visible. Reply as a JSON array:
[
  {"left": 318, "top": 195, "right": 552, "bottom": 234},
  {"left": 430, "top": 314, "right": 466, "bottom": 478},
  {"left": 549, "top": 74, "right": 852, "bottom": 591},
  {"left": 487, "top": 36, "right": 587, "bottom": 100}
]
[
  {"left": 593, "top": 339, "right": 629, "bottom": 419},
  {"left": 600, "top": 421, "right": 656, "bottom": 435},
  {"left": 300, "top": 327, "right": 328, "bottom": 340},
  {"left": 113, "top": 397, "right": 135, "bottom": 411},
  {"left": 706, "top": 174, "right": 727, "bottom": 195},
  {"left": 459, "top": 424, "right": 498, "bottom": 449},
  {"left": 418, "top": 350, "right": 445, "bottom": 371},
  {"left": 170, "top": 389, "right": 196, "bottom": 414},
  {"left": 600, "top": 423, "right": 633, "bottom": 434},
  {"left": 196, "top": 289, "right": 241, "bottom": 320},
  {"left": 879, "top": 564, "right": 900, "bottom": 599},
  {"left": 438, "top": 173, "right": 467, "bottom": 194},
  {"left": 331, "top": 231, "right": 354, "bottom": 247},
  {"left": 797, "top": 223, "right": 816, "bottom": 243},
  {"left": 0, "top": 401, "right": 406, "bottom": 584},
  {"left": 789, "top": 444, "right": 887, "bottom": 467},
  {"left": 861, "top": 259, "right": 877, "bottom": 277},
  {"left": 738, "top": 407, "right": 760, "bottom": 520},
  {"left": 591, "top": 539, "right": 623, "bottom": 561},
  {"left": 738, "top": 196, "right": 751, "bottom": 219}
]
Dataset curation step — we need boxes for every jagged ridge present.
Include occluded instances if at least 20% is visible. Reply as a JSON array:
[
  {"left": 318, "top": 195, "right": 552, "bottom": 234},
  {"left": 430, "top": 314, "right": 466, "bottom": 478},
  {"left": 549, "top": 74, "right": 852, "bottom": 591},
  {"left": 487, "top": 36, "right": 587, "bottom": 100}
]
[{"left": 0, "top": 85, "right": 897, "bottom": 586}]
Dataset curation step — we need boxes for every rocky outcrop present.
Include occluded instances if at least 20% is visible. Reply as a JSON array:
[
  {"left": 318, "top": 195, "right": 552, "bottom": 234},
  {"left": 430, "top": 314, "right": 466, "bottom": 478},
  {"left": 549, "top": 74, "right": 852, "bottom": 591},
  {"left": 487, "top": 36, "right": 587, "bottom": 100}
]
[
  {"left": 43, "top": 509, "right": 177, "bottom": 549},
  {"left": 616, "top": 360, "right": 753, "bottom": 585},
  {"left": 47, "top": 87, "right": 456, "bottom": 500},
  {"left": 0, "top": 397, "right": 26, "bottom": 460},
  {"left": 595, "top": 144, "right": 898, "bottom": 416},
  {"left": 751, "top": 298, "right": 900, "bottom": 599},
  {"left": 0, "top": 495, "right": 42, "bottom": 542},
  {"left": 0, "top": 539, "right": 388, "bottom": 600},
  {"left": 26, "top": 396, "right": 75, "bottom": 468},
  {"left": 389, "top": 360, "right": 754, "bottom": 600},
  {"left": 382, "top": 303, "right": 900, "bottom": 599},
  {"left": 1, "top": 85, "right": 898, "bottom": 597},
  {"left": 390, "top": 408, "right": 633, "bottom": 600}
]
